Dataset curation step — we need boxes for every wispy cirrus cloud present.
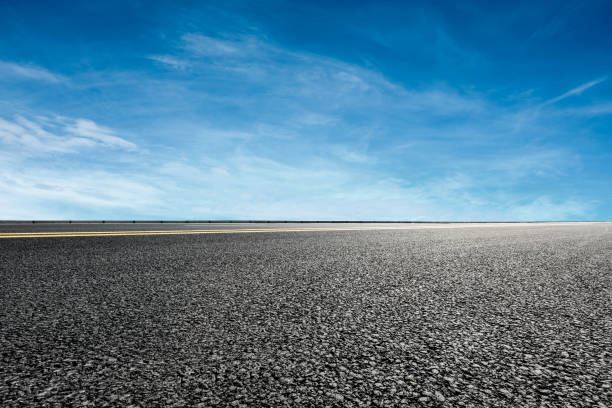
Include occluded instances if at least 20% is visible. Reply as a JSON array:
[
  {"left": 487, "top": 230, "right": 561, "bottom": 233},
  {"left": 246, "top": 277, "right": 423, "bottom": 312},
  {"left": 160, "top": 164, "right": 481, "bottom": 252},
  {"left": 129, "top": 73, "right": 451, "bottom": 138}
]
[
  {"left": 542, "top": 77, "right": 607, "bottom": 106},
  {"left": 1, "top": 12, "right": 607, "bottom": 221},
  {"left": 148, "top": 55, "right": 189, "bottom": 70},
  {"left": 182, "top": 33, "right": 249, "bottom": 56},
  {"left": 0, "top": 60, "right": 65, "bottom": 83},
  {"left": 146, "top": 154, "right": 591, "bottom": 221},
  {"left": 0, "top": 166, "right": 162, "bottom": 219},
  {"left": 0, "top": 114, "right": 592, "bottom": 221},
  {"left": 117, "top": 32, "right": 600, "bottom": 220},
  {"left": 155, "top": 31, "right": 485, "bottom": 118},
  {"left": 65, "top": 119, "right": 137, "bottom": 150},
  {"left": 0, "top": 115, "right": 136, "bottom": 154}
]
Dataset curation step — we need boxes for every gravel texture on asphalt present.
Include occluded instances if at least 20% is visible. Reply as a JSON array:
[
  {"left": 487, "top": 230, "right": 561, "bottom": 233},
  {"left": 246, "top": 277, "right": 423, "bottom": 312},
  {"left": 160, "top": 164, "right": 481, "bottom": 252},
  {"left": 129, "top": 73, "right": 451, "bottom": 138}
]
[{"left": 1, "top": 224, "right": 611, "bottom": 407}]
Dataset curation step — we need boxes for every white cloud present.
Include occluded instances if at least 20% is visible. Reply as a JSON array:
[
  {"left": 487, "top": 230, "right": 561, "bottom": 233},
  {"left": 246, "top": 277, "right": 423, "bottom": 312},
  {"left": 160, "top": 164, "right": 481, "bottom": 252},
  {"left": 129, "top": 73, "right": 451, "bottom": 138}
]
[
  {"left": 182, "top": 34, "right": 246, "bottom": 56},
  {"left": 139, "top": 32, "right": 488, "bottom": 131},
  {"left": 65, "top": 119, "right": 137, "bottom": 150},
  {"left": 542, "top": 77, "right": 606, "bottom": 106},
  {"left": 294, "top": 112, "right": 337, "bottom": 126},
  {"left": 0, "top": 60, "right": 65, "bottom": 83},
  {"left": 0, "top": 137, "right": 595, "bottom": 220},
  {"left": 0, "top": 167, "right": 162, "bottom": 219},
  {"left": 148, "top": 55, "right": 189, "bottom": 69},
  {"left": 0, "top": 115, "right": 136, "bottom": 154},
  {"left": 0, "top": 31, "right": 601, "bottom": 221}
]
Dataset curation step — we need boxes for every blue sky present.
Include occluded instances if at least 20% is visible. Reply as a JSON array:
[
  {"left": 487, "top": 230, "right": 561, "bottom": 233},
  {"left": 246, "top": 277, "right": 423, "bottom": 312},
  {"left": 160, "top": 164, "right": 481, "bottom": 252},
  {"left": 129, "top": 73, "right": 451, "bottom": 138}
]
[{"left": 1, "top": 0, "right": 611, "bottom": 220}]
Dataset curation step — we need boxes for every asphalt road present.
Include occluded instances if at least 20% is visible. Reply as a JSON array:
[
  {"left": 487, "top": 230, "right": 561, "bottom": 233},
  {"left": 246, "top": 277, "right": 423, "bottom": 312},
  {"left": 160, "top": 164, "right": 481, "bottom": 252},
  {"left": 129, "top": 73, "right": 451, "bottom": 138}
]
[
  {"left": 0, "top": 221, "right": 595, "bottom": 234},
  {"left": 1, "top": 223, "right": 610, "bottom": 407}
]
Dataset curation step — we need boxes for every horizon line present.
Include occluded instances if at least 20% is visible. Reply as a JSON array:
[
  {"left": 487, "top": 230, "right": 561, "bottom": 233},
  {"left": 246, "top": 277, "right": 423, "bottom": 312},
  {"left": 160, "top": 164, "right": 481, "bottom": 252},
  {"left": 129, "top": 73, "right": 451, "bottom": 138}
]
[{"left": 0, "top": 220, "right": 609, "bottom": 224}]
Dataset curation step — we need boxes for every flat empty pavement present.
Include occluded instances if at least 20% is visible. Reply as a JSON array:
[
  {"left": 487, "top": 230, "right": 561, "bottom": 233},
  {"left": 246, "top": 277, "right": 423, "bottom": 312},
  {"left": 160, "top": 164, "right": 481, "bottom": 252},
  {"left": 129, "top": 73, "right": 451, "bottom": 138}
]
[{"left": 1, "top": 222, "right": 610, "bottom": 407}]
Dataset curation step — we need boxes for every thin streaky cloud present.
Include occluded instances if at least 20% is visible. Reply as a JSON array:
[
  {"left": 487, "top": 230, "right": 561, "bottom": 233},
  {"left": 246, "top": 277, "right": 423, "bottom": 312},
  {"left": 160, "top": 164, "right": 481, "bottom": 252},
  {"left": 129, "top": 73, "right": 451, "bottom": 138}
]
[
  {"left": 0, "top": 115, "right": 136, "bottom": 153},
  {"left": 182, "top": 34, "right": 243, "bottom": 56},
  {"left": 65, "top": 119, "right": 137, "bottom": 151},
  {"left": 0, "top": 60, "right": 65, "bottom": 83},
  {"left": 148, "top": 55, "right": 189, "bottom": 70},
  {"left": 542, "top": 77, "right": 607, "bottom": 106}
]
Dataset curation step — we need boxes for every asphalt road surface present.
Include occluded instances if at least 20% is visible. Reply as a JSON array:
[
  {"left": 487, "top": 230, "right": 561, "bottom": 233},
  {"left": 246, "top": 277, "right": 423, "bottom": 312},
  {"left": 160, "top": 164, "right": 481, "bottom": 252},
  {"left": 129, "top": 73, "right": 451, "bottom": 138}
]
[{"left": 1, "top": 223, "right": 610, "bottom": 407}]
